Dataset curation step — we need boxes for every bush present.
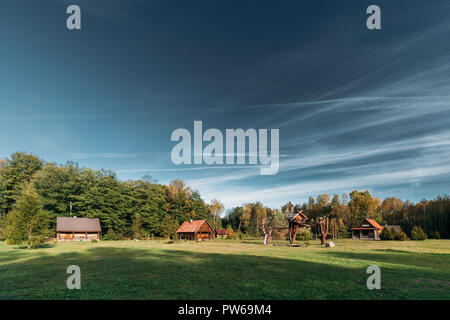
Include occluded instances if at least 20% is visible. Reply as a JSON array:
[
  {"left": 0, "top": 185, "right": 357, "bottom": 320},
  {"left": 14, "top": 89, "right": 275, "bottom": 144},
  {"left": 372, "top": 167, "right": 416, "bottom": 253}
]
[
  {"left": 91, "top": 239, "right": 98, "bottom": 243},
  {"left": 380, "top": 227, "right": 394, "bottom": 240},
  {"left": 169, "top": 235, "right": 180, "bottom": 243},
  {"left": 395, "top": 231, "right": 408, "bottom": 241},
  {"left": 390, "top": 228, "right": 398, "bottom": 239},
  {"left": 102, "top": 229, "right": 122, "bottom": 241},
  {"left": 339, "top": 228, "right": 351, "bottom": 239},
  {"left": 411, "top": 226, "right": 428, "bottom": 240},
  {"left": 432, "top": 231, "right": 441, "bottom": 239},
  {"left": 226, "top": 225, "right": 236, "bottom": 239},
  {"left": 298, "top": 229, "right": 313, "bottom": 241}
]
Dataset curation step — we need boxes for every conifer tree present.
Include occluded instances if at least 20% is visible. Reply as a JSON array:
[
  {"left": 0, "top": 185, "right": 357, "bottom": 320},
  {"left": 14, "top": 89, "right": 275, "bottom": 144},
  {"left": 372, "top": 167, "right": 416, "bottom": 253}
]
[{"left": 5, "top": 182, "right": 50, "bottom": 248}]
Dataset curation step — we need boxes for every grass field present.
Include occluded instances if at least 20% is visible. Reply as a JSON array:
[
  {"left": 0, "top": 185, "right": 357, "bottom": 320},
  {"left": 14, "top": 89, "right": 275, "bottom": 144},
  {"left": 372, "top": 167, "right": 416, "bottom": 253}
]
[{"left": 0, "top": 238, "right": 449, "bottom": 300}]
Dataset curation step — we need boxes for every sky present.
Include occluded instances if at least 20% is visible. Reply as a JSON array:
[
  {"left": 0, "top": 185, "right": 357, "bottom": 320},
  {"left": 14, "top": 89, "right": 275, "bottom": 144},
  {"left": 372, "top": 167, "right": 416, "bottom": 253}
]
[{"left": 1, "top": 0, "right": 450, "bottom": 209}]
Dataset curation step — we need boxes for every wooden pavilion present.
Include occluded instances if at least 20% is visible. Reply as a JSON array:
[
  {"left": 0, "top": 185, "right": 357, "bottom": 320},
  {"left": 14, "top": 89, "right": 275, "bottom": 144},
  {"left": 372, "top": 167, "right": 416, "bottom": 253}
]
[
  {"left": 176, "top": 219, "right": 215, "bottom": 240},
  {"left": 351, "top": 218, "right": 383, "bottom": 240}
]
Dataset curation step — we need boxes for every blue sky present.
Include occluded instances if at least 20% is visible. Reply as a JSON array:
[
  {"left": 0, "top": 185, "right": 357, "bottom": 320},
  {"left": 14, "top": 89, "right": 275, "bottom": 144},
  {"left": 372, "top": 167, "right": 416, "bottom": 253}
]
[{"left": 1, "top": 0, "right": 450, "bottom": 208}]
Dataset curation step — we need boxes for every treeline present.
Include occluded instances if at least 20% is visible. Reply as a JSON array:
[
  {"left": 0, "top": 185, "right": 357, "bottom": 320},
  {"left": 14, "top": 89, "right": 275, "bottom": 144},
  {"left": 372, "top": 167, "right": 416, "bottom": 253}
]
[
  {"left": 0, "top": 152, "right": 223, "bottom": 240},
  {"left": 222, "top": 191, "right": 450, "bottom": 239},
  {"left": 1, "top": 152, "right": 449, "bottom": 242}
]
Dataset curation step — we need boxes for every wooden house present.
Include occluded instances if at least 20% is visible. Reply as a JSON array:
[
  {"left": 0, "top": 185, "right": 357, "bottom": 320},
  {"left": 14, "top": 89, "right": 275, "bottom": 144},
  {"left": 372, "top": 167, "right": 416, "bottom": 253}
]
[
  {"left": 176, "top": 219, "right": 215, "bottom": 240},
  {"left": 215, "top": 229, "right": 228, "bottom": 238},
  {"left": 56, "top": 217, "right": 101, "bottom": 241},
  {"left": 351, "top": 218, "right": 383, "bottom": 240}
]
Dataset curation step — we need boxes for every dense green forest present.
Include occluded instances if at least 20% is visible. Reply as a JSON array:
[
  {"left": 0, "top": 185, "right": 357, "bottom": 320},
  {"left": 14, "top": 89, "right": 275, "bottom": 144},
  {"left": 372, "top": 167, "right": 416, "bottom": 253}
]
[
  {"left": 0, "top": 152, "right": 449, "bottom": 241},
  {"left": 0, "top": 152, "right": 217, "bottom": 240}
]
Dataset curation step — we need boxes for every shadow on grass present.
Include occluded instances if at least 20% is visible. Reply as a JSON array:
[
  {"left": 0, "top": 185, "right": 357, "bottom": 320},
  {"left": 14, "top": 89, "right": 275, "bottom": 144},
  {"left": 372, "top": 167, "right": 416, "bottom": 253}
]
[
  {"left": 15, "top": 243, "right": 56, "bottom": 250},
  {"left": 239, "top": 241, "right": 267, "bottom": 245},
  {"left": 0, "top": 245, "right": 449, "bottom": 300},
  {"left": 0, "top": 250, "right": 30, "bottom": 264},
  {"left": 320, "top": 249, "right": 450, "bottom": 269}
]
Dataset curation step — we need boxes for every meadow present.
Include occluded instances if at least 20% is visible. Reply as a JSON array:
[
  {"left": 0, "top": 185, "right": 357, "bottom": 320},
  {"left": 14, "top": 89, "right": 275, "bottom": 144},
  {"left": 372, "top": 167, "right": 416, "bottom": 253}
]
[{"left": 0, "top": 239, "right": 449, "bottom": 300}]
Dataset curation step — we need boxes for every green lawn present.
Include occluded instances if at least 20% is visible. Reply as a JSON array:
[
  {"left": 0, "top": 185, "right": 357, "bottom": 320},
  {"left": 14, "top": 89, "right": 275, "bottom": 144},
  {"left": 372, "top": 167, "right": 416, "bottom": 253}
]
[{"left": 0, "top": 239, "right": 449, "bottom": 299}]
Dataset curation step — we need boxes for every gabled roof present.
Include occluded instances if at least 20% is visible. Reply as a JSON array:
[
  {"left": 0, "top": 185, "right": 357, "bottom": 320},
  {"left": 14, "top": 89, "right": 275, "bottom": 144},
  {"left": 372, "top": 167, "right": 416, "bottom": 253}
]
[
  {"left": 56, "top": 217, "right": 101, "bottom": 232},
  {"left": 365, "top": 219, "right": 383, "bottom": 229},
  {"left": 176, "top": 219, "right": 214, "bottom": 233},
  {"left": 287, "top": 211, "right": 308, "bottom": 223},
  {"left": 351, "top": 218, "right": 383, "bottom": 231}
]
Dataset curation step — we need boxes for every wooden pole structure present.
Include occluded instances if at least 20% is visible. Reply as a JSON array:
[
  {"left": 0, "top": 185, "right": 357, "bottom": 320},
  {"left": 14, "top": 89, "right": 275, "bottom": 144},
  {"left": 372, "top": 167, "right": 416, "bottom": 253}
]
[
  {"left": 261, "top": 217, "right": 272, "bottom": 245},
  {"left": 318, "top": 215, "right": 330, "bottom": 246},
  {"left": 292, "top": 225, "right": 298, "bottom": 244},
  {"left": 262, "top": 204, "right": 309, "bottom": 246}
]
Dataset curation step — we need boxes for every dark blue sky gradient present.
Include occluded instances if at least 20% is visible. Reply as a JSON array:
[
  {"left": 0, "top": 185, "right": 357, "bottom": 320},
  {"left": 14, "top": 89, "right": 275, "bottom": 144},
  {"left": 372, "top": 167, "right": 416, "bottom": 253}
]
[{"left": 1, "top": 0, "right": 450, "bottom": 208}]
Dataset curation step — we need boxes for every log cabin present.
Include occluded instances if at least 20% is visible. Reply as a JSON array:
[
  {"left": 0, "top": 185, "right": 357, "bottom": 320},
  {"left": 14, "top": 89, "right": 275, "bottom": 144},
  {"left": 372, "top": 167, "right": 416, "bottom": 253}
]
[
  {"left": 351, "top": 218, "right": 383, "bottom": 240},
  {"left": 176, "top": 219, "right": 215, "bottom": 240},
  {"left": 56, "top": 217, "right": 101, "bottom": 241}
]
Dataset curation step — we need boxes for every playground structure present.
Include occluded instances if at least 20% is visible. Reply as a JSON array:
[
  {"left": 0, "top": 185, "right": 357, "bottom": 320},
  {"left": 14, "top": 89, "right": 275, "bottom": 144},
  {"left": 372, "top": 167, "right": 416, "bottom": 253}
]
[
  {"left": 262, "top": 202, "right": 309, "bottom": 245},
  {"left": 287, "top": 211, "right": 309, "bottom": 244}
]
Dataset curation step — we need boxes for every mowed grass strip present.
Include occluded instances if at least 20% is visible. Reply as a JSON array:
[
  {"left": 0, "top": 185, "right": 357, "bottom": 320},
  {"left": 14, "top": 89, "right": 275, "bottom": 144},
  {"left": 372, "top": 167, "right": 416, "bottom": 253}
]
[{"left": 0, "top": 239, "right": 449, "bottom": 299}]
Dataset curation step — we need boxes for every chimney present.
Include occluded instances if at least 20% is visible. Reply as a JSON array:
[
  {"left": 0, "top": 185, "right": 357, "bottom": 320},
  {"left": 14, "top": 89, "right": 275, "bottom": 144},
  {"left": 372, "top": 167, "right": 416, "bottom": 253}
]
[{"left": 190, "top": 219, "right": 193, "bottom": 223}]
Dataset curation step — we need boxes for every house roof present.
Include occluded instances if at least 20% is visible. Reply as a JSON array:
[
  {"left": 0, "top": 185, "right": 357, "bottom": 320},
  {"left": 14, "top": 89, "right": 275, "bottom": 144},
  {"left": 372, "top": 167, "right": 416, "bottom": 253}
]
[
  {"left": 176, "top": 219, "right": 213, "bottom": 233},
  {"left": 386, "top": 225, "right": 402, "bottom": 232},
  {"left": 56, "top": 217, "right": 101, "bottom": 232},
  {"left": 287, "top": 211, "right": 308, "bottom": 223},
  {"left": 365, "top": 219, "right": 383, "bottom": 229},
  {"left": 216, "top": 229, "right": 228, "bottom": 235},
  {"left": 351, "top": 218, "right": 383, "bottom": 231}
]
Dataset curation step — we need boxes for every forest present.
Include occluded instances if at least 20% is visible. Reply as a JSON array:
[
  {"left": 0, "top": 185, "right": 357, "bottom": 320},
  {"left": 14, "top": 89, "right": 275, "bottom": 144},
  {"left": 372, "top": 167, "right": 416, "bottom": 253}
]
[{"left": 0, "top": 152, "right": 449, "bottom": 243}]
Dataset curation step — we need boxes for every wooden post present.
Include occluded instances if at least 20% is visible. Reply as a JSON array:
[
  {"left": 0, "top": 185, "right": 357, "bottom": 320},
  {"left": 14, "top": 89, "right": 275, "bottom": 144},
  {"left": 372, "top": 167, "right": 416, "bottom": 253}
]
[
  {"left": 318, "top": 215, "right": 329, "bottom": 246},
  {"left": 292, "top": 225, "right": 298, "bottom": 244},
  {"left": 261, "top": 217, "right": 273, "bottom": 245}
]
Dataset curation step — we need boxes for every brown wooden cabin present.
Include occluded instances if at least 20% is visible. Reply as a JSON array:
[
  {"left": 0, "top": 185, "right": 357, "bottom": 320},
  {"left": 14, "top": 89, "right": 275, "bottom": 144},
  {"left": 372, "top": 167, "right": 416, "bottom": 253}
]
[
  {"left": 56, "top": 217, "right": 101, "bottom": 241},
  {"left": 351, "top": 218, "right": 383, "bottom": 240},
  {"left": 215, "top": 229, "right": 228, "bottom": 239},
  {"left": 176, "top": 219, "right": 215, "bottom": 240}
]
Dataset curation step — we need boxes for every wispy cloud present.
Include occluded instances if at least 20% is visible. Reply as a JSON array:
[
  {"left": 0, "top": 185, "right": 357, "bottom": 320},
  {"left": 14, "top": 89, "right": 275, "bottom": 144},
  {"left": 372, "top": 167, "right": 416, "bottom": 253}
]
[
  {"left": 196, "top": 163, "right": 450, "bottom": 208},
  {"left": 115, "top": 166, "right": 259, "bottom": 173},
  {"left": 3, "top": 0, "right": 450, "bottom": 211}
]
